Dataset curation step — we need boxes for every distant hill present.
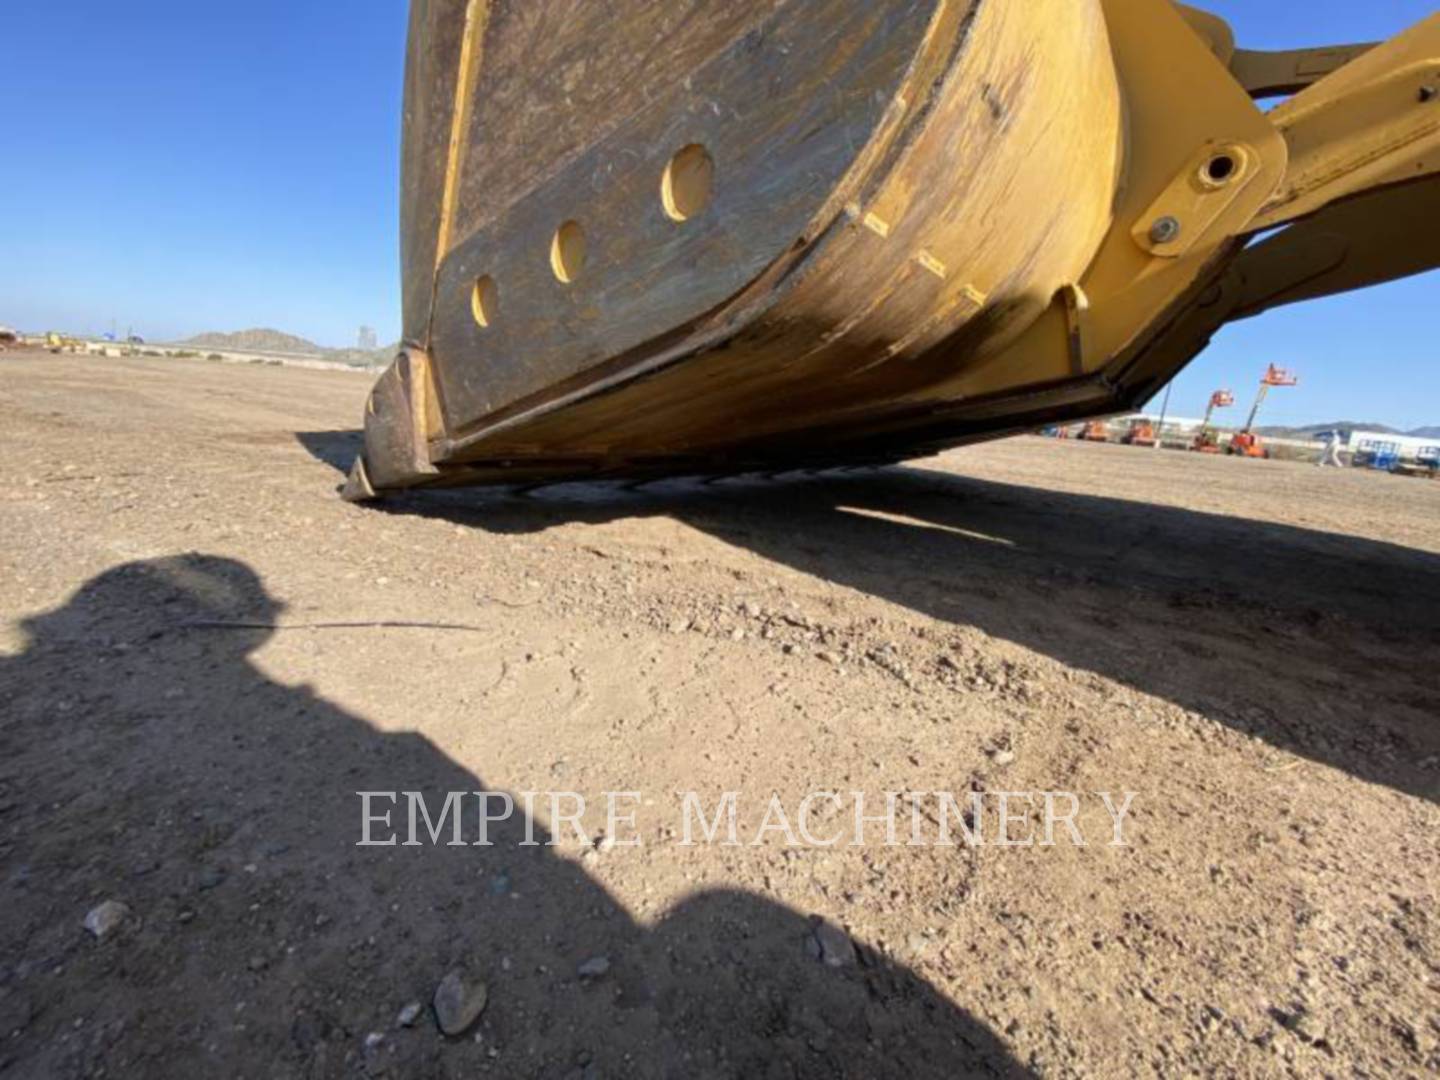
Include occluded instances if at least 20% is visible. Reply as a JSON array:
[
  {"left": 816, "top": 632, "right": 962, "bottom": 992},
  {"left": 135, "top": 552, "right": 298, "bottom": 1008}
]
[
  {"left": 1257, "top": 421, "right": 1437, "bottom": 440},
  {"left": 179, "top": 328, "right": 323, "bottom": 354},
  {"left": 173, "top": 328, "right": 398, "bottom": 368}
]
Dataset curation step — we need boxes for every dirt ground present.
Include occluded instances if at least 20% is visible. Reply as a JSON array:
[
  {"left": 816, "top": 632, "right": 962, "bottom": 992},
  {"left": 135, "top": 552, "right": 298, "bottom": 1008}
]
[{"left": 1, "top": 348, "right": 1437, "bottom": 1079}]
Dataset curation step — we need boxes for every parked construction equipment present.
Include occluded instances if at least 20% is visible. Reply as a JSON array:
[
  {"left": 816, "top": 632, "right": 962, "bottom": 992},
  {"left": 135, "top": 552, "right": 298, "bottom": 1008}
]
[
  {"left": 1227, "top": 365, "right": 1298, "bottom": 459},
  {"left": 44, "top": 332, "right": 83, "bottom": 355},
  {"left": 1123, "top": 420, "right": 1159, "bottom": 447},
  {"left": 1244, "top": 366, "right": 1299, "bottom": 433},
  {"left": 344, "top": 2, "right": 1440, "bottom": 499},
  {"left": 1193, "top": 390, "right": 1235, "bottom": 452}
]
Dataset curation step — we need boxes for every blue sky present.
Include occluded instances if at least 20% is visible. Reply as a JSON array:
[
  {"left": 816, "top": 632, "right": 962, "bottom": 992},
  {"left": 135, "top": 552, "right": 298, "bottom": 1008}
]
[
  {"left": 0, "top": 2, "right": 408, "bottom": 350},
  {"left": 0, "top": 1, "right": 1434, "bottom": 428}
]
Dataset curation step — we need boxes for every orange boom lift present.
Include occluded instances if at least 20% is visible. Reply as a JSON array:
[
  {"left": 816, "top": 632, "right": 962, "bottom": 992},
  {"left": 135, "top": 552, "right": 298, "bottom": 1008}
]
[
  {"left": 1193, "top": 390, "right": 1235, "bottom": 452},
  {"left": 1228, "top": 365, "right": 1298, "bottom": 458}
]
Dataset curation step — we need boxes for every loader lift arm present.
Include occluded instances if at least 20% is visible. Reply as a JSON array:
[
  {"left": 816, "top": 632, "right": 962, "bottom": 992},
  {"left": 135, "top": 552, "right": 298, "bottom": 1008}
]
[
  {"left": 1177, "top": 5, "right": 1380, "bottom": 98},
  {"left": 1097, "top": 5, "right": 1440, "bottom": 426}
]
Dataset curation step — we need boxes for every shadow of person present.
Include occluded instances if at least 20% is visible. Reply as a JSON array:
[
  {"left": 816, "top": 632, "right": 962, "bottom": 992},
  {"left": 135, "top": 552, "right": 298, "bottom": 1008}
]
[
  {"left": 343, "top": 461, "right": 1440, "bottom": 805},
  {"left": 0, "top": 555, "right": 1029, "bottom": 1079}
]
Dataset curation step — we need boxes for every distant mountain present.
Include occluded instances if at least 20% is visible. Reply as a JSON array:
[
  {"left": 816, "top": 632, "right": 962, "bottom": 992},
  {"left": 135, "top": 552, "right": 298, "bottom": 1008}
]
[
  {"left": 173, "top": 328, "right": 398, "bottom": 367},
  {"left": 1257, "top": 421, "right": 1437, "bottom": 440},
  {"left": 179, "top": 328, "right": 323, "bottom": 354}
]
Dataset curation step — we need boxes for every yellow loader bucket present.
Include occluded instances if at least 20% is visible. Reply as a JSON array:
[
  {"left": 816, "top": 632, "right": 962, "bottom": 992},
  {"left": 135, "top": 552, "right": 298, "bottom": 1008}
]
[{"left": 345, "top": 0, "right": 1440, "bottom": 499}]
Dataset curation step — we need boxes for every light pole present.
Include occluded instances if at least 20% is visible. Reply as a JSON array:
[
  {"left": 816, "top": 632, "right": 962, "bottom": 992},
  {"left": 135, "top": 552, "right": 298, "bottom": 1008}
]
[{"left": 1155, "top": 381, "right": 1174, "bottom": 449}]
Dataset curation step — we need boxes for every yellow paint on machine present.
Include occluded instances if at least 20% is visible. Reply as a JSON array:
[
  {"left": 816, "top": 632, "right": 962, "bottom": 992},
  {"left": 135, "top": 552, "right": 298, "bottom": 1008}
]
[{"left": 344, "top": 1, "right": 1440, "bottom": 499}]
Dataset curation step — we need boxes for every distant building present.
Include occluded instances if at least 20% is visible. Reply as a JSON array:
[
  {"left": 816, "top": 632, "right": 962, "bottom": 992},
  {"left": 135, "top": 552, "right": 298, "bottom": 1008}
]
[
  {"left": 1114, "top": 412, "right": 1207, "bottom": 435},
  {"left": 358, "top": 325, "right": 378, "bottom": 351}
]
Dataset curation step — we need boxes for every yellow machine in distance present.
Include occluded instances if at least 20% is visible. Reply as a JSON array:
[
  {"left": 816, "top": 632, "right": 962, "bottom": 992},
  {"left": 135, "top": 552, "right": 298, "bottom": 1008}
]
[
  {"left": 345, "top": 0, "right": 1440, "bottom": 499},
  {"left": 45, "top": 332, "right": 83, "bottom": 355}
]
